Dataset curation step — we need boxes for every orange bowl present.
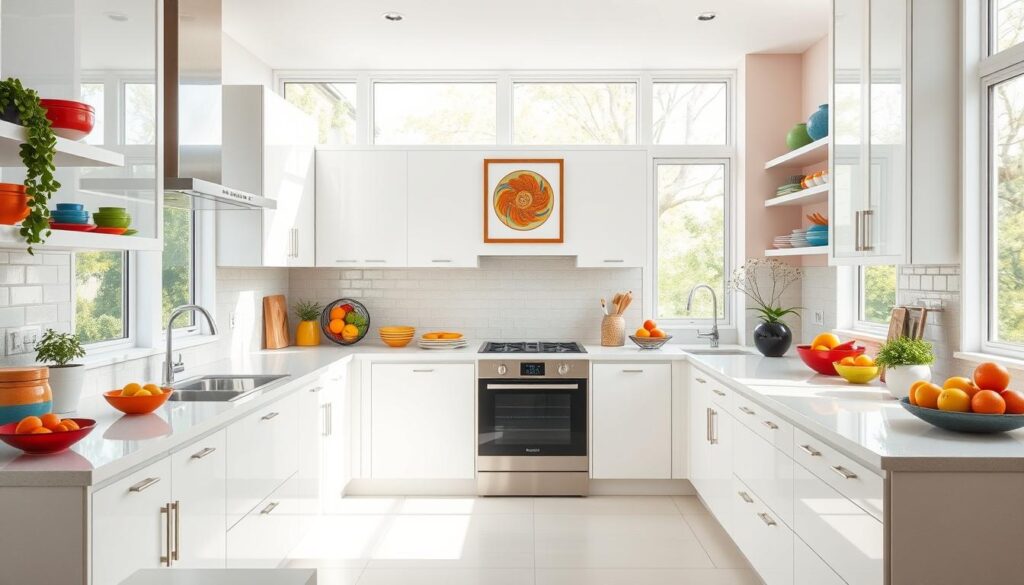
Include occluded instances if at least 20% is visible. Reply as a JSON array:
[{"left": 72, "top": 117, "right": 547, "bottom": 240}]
[
  {"left": 103, "top": 388, "right": 173, "bottom": 415},
  {"left": 0, "top": 191, "right": 29, "bottom": 225},
  {"left": 381, "top": 337, "right": 413, "bottom": 348}
]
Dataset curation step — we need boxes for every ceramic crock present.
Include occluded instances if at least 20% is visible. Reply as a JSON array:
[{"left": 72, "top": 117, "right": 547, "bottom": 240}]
[{"left": 0, "top": 366, "right": 52, "bottom": 424}]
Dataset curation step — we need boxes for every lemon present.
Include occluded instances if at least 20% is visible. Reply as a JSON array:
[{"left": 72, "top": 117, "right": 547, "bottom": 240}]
[
  {"left": 143, "top": 383, "right": 161, "bottom": 394},
  {"left": 122, "top": 383, "right": 143, "bottom": 397},
  {"left": 135, "top": 389, "right": 152, "bottom": 397}
]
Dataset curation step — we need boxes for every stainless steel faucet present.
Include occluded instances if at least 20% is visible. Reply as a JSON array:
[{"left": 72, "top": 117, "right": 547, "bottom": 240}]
[
  {"left": 164, "top": 304, "right": 219, "bottom": 385},
  {"left": 686, "top": 284, "right": 720, "bottom": 348}
]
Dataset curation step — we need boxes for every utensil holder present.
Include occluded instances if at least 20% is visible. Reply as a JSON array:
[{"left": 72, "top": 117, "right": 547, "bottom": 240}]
[{"left": 601, "top": 315, "right": 625, "bottom": 347}]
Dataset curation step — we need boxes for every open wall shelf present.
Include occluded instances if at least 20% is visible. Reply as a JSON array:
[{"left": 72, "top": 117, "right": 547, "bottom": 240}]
[{"left": 764, "top": 138, "right": 829, "bottom": 170}]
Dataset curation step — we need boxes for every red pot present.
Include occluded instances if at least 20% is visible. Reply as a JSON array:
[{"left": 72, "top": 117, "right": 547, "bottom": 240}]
[
  {"left": 0, "top": 190, "right": 29, "bottom": 225},
  {"left": 796, "top": 344, "right": 866, "bottom": 376},
  {"left": 39, "top": 99, "right": 95, "bottom": 141}
]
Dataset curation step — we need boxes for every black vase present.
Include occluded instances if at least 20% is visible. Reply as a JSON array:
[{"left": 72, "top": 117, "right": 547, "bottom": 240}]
[{"left": 753, "top": 321, "right": 792, "bottom": 357}]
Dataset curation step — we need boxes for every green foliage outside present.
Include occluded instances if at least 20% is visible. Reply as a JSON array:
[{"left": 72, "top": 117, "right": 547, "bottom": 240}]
[
  {"left": 862, "top": 265, "right": 896, "bottom": 324},
  {"left": 75, "top": 250, "right": 125, "bottom": 344},
  {"left": 994, "top": 73, "right": 1024, "bottom": 344},
  {"left": 162, "top": 206, "right": 193, "bottom": 328},
  {"left": 284, "top": 83, "right": 356, "bottom": 144}
]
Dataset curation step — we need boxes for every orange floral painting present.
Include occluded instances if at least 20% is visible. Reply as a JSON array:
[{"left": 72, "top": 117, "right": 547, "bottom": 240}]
[{"left": 492, "top": 170, "right": 553, "bottom": 231}]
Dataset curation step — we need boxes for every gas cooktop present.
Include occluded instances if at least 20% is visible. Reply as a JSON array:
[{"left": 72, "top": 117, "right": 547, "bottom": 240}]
[{"left": 478, "top": 341, "right": 587, "bottom": 354}]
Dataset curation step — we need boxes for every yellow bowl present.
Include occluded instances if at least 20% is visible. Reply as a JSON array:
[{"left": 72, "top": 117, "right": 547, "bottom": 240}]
[
  {"left": 381, "top": 337, "right": 413, "bottom": 348},
  {"left": 380, "top": 326, "right": 415, "bottom": 334},
  {"left": 833, "top": 362, "right": 880, "bottom": 384}
]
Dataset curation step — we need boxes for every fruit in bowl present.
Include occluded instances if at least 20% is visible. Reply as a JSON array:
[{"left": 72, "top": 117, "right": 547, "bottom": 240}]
[
  {"left": 0, "top": 414, "right": 95, "bottom": 454},
  {"left": 796, "top": 334, "right": 864, "bottom": 375},
  {"left": 899, "top": 364, "right": 1024, "bottom": 433},
  {"left": 630, "top": 319, "right": 671, "bottom": 349},
  {"left": 833, "top": 354, "right": 880, "bottom": 384},
  {"left": 104, "top": 382, "right": 173, "bottom": 415}
]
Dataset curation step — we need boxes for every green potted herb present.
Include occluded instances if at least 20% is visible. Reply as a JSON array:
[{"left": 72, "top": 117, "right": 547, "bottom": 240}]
[
  {"left": 34, "top": 329, "right": 86, "bottom": 413},
  {"left": 875, "top": 336, "right": 935, "bottom": 399},
  {"left": 293, "top": 299, "right": 323, "bottom": 346}
]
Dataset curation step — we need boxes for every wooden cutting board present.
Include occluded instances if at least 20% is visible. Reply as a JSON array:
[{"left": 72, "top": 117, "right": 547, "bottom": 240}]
[{"left": 263, "top": 295, "right": 290, "bottom": 349}]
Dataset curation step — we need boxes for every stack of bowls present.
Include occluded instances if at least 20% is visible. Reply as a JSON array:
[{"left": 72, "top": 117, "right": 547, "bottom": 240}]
[
  {"left": 0, "top": 183, "right": 29, "bottom": 225},
  {"left": 805, "top": 224, "right": 829, "bottom": 247},
  {"left": 93, "top": 207, "right": 132, "bottom": 235},
  {"left": 50, "top": 203, "right": 92, "bottom": 228},
  {"left": 379, "top": 326, "right": 415, "bottom": 348}
]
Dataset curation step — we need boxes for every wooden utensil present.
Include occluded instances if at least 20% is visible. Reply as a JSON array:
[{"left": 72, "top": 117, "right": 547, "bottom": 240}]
[
  {"left": 263, "top": 295, "right": 290, "bottom": 349},
  {"left": 619, "top": 291, "right": 633, "bottom": 315},
  {"left": 601, "top": 298, "right": 608, "bottom": 315},
  {"left": 887, "top": 307, "right": 908, "bottom": 341},
  {"left": 611, "top": 292, "right": 623, "bottom": 314}
]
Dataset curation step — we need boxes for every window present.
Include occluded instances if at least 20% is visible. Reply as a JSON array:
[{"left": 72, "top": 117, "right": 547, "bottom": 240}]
[
  {"left": 163, "top": 204, "right": 195, "bottom": 330},
  {"left": 993, "top": 0, "right": 1024, "bottom": 53},
  {"left": 373, "top": 82, "right": 496, "bottom": 145},
  {"left": 513, "top": 82, "right": 637, "bottom": 145},
  {"left": 655, "top": 162, "right": 727, "bottom": 321},
  {"left": 858, "top": 265, "right": 896, "bottom": 326},
  {"left": 284, "top": 82, "right": 357, "bottom": 145},
  {"left": 124, "top": 83, "right": 156, "bottom": 145},
  {"left": 75, "top": 252, "right": 128, "bottom": 345},
  {"left": 80, "top": 83, "right": 105, "bottom": 145},
  {"left": 652, "top": 82, "right": 727, "bottom": 145},
  {"left": 990, "top": 72, "right": 1024, "bottom": 346}
]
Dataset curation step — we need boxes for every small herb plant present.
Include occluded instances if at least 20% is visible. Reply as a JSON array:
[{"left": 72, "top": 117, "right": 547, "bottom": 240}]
[
  {"left": 0, "top": 78, "right": 60, "bottom": 254},
  {"left": 35, "top": 329, "right": 85, "bottom": 367},
  {"left": 875, "top": 337, "right": 934, "bottom": 368},
  {"left": 293, "top": 299, "right": 323, "bottom": 322}
]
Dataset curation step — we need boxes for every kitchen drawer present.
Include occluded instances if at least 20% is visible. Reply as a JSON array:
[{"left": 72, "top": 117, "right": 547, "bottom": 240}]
[
  {"left": 733, "top": 418, "right": 794, "bottom": 528},
  {"left": 733, "top": 392, "right": 794, "bottom": 457},
  {"left": 793, "top": 428, "right": 882, "bottom": 521},
  {"left": 226, "top": 392, "right": 300, "bottom": 528},
  {"left": 795, "top": 535, "right": 847, "bottom": 585},
  {"left": 226, "top": 473, "right": 302, "bottom": 568},
  {"left": 691, "top": 368, "right": 732, "bottom": 410},
  {"left": 794, "top": 462, "right": 882, "bottom": 585},
  {"left": 731, "top": 476, "right": 794, "bottom": 585}
]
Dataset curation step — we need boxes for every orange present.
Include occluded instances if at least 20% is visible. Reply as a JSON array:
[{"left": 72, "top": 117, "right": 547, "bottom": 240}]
[
  {"left": 143, "top": 383, "right": 162, "bottom": 394},
  {"left": 649, "top": 328, "right": 666, "bottom": 338},
  {"left": 839, "top": 356, "right": 857, "bottom": 366},
  {"left": 1001, "top": 390, "right": 1024, "bottom": 414},
  {"left": 440, "top": 333, "right": 462, "bottom": 339},
  {"left": 974, "top": 362, "right": 1011, "bottom": 392},
  {"left": 423, "top": 333, "right": 441, "bottom": 340},
  {"left": 853, "top": 355, "right": 875, "bottom": 367},
  {"left": 330, "top": 306, "right": 347, "bottom": 321},
  {"left": 643, "top": 320, "right": 658, "bottom": 332},
  {"left": 811, "top": 333, "right": 841, "bottom": 350},
  {"left": 52, "top": 423, "right": 70, "bottom": 433},
  {"left": 341, "top": 324, "right": 359, "bottom": 340},
  {"left": 635, "top": 328, "right": 651, "bottom": 338},
  {"left": 937, "top": 388, "right": 971, "bottom": 412},
  {"left": 122, "top": 382, "right": 142, "bottom": 397},
  {"left": 915, "top": 383, "right": 943, "bottom": 409},
  {"left": 971, "top": 390, "right": 1007, "bottom": 415},
  {"left": 943, "top": 376, "right": 980, "bottom": 399},
  {"left": 328, "top": 318, "right": 345, "bottom": 334},
  {"left": 813, "top": 345, "right": 830, "bottom": 351},
  {"left": 61, "top": 419, "right": 79, "bottom": 431},
  {"left": 908, "top": 380, "right": 930, "bottom": 406},
  {"left": 14, "top": 416, "right": 42, "bottom": 435},
  {"left": 135, "top": 389, "right": 152, "bottom": 397},
  {"left": 29, "top": 427, "right": 52, "bottom": 434},
  {"left": 40, "top": 413, "right": 62, "bottom": 430}
]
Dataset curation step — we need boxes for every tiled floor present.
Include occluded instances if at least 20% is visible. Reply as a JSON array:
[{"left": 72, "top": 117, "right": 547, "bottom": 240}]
[{"left": 285, "top": 495, "right": 760, "bottom": 585}]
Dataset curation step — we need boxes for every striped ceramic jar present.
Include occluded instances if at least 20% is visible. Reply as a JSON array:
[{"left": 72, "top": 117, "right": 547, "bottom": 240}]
[{"left": 0, "top": 367, "right": 52, "bottom": 424}]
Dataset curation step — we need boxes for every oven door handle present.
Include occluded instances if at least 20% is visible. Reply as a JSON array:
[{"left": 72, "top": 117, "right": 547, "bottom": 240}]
[{"left": 484, "top": 383, "right": 581, "bottom": 390}]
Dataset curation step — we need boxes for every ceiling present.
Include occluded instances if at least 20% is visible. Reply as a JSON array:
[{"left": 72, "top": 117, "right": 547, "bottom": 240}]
[{"left": 223, "top": 0, "right": 830, "bottom": 71}]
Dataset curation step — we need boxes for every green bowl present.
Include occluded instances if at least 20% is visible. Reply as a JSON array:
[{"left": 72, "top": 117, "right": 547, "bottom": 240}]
[
  {"left": 97, "top": 207, "right": 127, "bottom": 215},
  {"left": 92, "top": 214, "right": 131, "bottom": 228}
]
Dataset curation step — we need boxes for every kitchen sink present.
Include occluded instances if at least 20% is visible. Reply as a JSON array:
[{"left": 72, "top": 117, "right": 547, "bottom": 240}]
[
  {"left": 684, "top": 349, "right": 754, "bottom": 356},
  {"left": 167, "top": 374, "right": 290, "bottom": 402}
]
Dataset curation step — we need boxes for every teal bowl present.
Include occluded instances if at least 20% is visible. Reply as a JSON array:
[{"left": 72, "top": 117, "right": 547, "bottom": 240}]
[
  {"left": 899, "top": 398, "right": 1024, "bottom": 433},
  {"left": 93, "top": 214, "right": 131, "bottom": 228}
]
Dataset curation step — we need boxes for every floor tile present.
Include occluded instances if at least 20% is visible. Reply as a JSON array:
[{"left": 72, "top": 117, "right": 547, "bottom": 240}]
[
  {"left": 682, "top": 514, "right": 751, "bottom": 569},
  {"left": 533, "top": 496, "right": 680, "bottom": 515},
  {"left": 286, "top": 515, "right": 392, "bottom": 568},
  {"left": 367, "top": 514, "right": 535, "bottom": 568},
  {"left": 534, "top": 514, "right": 714, "bottom": 569},
  {"left": 400, "top": 496, "right": 534, "bottom": 515},
  {"left": 311, "top": 568, "right": 365, "bottom": 585},
  {"left": 357, "top": 568, "right": 534, "bottom": 585},
  {"left": 535, "top": 568, "right": 763, "bottom": 585},
  {"left": 326, "top": 497, "right": 405, "bottom": 515},
  {"left": 672, "top": 495, "right": 709, "bottom": 515}
]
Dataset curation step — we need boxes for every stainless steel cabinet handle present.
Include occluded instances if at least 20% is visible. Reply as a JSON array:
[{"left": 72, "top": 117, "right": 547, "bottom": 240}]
[
  {"left": 830, "top": 465, "right": 858, "bottom": 480},
  {"left": 622, "top": 369, "right": 644, "bottom": 373},
  {"left": 364, "top": 259, "right": 386, "bottom": 263},
  {"left": 309, "top": 386, "right": 322, "bottom": 393},
  {"left": 190, "top": 447, "right": 216, "bottom": 460},
  {"left": 129, "top": 477, "right": 161, "bottom": 493},
  {"left": 762, "top": 420, "right": 779, "bottom": 430},
  {"left": 321, "top": 404, "right": 330, "bottom": 437},
  {"left": 161, "top": 504, "right": 172, "bottom": 566},
  {"left": 738, "top": 406, "right": 756, "bottom": 415},
  {"left": 431, "top": 259, "right": 452, "bottom": 263},
  {"left": 261, "top": 412, "right": 279, "bottom": 421},
  {"left": 738, "top": 491, "right": 754, "bottom": 504},
  {"left": 862, "top": 209, "right": 875, "bottom": 252},
  {"left": 412, "top": 369, "right": 434, "bottom": 373},
  {"left": 603, "top": 259, "right": 625, "bottom": 263},
  {"left": 695, "top": 377, "right": 707, "bottom": 384},
  {"left": 712, "top": 389, "right": 726, "bottom": 397},
  {"left": 335, "top": 259, "right": 357, "bottom": 263},
  {"left": 799, "top": 444, "right": 822, "bottom": 457},
  {"left": 706, "top": 407, "right": 712, "bottom": 443},
  {"left": 758, "top": 512, "right": 778, "bottom": 527},
  {"left": 294, "top": 228, "right": 300, "bottom": 258},
  {"left": 172, "top": 500, "right": 180, "bottom": 561},
  {"left": 260, "top": 501, "right": 280, "bottom": 515},
  {"left": 710, "top": 409, "right": 719, "bottom": 445},
  {"left": 854, "top": 210, "right": 863, "bottom": 251},
  {"left": 327, "top": 402, "right": 333, "bottom": 436}
]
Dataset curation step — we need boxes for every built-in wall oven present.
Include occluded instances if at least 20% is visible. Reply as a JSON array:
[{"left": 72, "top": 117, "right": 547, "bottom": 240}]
[{"left": 477, "top": 359, "right": 589, "bottom": 496}]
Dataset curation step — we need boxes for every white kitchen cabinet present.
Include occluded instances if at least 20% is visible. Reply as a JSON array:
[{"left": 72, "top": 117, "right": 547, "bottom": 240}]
[
  {"left": 688, "top": 369, "right": 735, "bottom": 528},
  {"left": 298, "top": 382, "right": 324, "bottom": 523},
  {"left": 315, "top": 150, "right": 409, "bottom": 267},
  {"left": 570, "top": 150, "right": 646, "bottom": 267},
  {"left": 732, "top": 419, "right": 795, "bottom": 528},
  {"left": 299, "top": 364, "right": 351, "bottom": 515},
  {"left": 370, "top": 363, "right": 475, "bottom": 479},
  {"left": 93, "top": 458, "right": 173, "bottom": 585},
  {"left": 592, "top": 363, "right": 671, "bottom": 479},
  {"left": 795, "top": 534, "right": 848, "bottom": 585},
  {"left": 219, "top": 85, "right": 317, "bottom": 267},
  {"left": 731, "top": 476, "right": 794, "bottom": 585},
  {"left": 829, "top": 0, "right": 958, "bottom": 265},
  {"left": 407, "top": 151, "right": 482, "bottom": 267},
  {"left": 226, "top": 474, "right": 302, "bottom": 569},
  {"left": 170, "top": 430, "right": 227, "bottom": 568}
]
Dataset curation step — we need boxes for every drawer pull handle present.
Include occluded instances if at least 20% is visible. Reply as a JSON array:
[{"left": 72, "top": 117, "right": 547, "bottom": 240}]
[
  {"left": 431, "top": 259, "right": 452, "bottom": 263},
  {"left": 831, "top": 465, "right": 858, "bottom": 480},
  {"left": 335, "top": 259, "right": 357, "bottom": 263},
  {"left": 309, "top": 386, "right": 323, "bottom": 393},
  {"left": 738, "top": 491, "right": 754, "bottom": 504},
  {"left": 758, "top": 512, "right": 778, "bottom": 527},
  {"left": 738, "top": 406, "right": 756, "bottom": 415},
  {"left": 129, "top": 477, "right": 161, "bottom": 493},
  {"left": 712, "top": 389, "right": 726, "bottom": 397},
  {"left": 799, "top": 444, "right": 822, "bottom": 457},
  {"left": 260, "top": 501, "right": 280, "bottom": 515},
  {"left": 622, "top": 369, "right": 644, "bottom": 373},
  {"left": 710, "top": 409, "right": 719, "bottom": 445},
  {"left": 261, "top": 412, "right": 279, "bottom": 421},
  {"left": 190, "top": 447, "right": 216, "bottom": 460},
  {"left": 161, "top": 504, "right": 172, "bottom": 566},
  {"left": 364, "top": 259, "right": 387, "bottom": 263},
  {"left": 172, "top": 500, "right": 180, "bottom": 561},
  {"left": 603, "top": 259, "right": 625, "bottom": 263},
  {"left": 762, "top": 420, "right": 779, "bottom": 430},
  {"left": 412, "top": 369, "right": 434, "bottom": 373},
  {"left": 695, "top": 377, "right": 707, "bottom": 384}
]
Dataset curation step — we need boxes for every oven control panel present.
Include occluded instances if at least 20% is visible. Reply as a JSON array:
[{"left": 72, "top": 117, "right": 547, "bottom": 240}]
[{"left": 479, "top": 359, "right": 589, "bottom": 379}]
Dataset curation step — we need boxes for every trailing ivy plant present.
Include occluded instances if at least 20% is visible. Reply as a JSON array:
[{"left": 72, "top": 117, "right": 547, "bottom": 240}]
[{"left": 0, "top": 78, "right": 60, "bottom": 254}]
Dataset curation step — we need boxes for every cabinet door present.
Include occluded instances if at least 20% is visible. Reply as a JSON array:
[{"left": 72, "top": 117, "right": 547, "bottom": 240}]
[
  {"left": 93, "top": 458, "right": 172, "bottom": 585},
  {"left": 794, "top": 536, "right": 847, "bottom": 585},
  {"left": 370, "top": 363, "right": 475, "bottom": 479},
  {"left": 571, "top": 150, "right": 646, "bottom": 267},
  {"left": 320, "top": 365, "right": 350, "bottom": 512},
  {"left": 315, "top": 150, "right": 408, "bottom": 267},
  {"left": 171, "top": 430, "right": 227, "bottom": 568},
  {"left": 298, "top": 383, "right": 324, "bottom": 520},
  {"left": 688, "top": 373, "right": 712, "bottom": 491},
  {"left": 592, "top": 363, "right": 671, "bottom": 479},
  {"left": 732, "top": 420, "right": 794, "bottom": 528},
  {"left": 264, "top": 89, "right": 316, "bottom": 267},
  {"left": 705, "top": 404, "right": 734, "bottom": 529},
  {"left": 731, "top": 476, "right": 794, "bottom": 585},
  {"left": 226, "top": 474, "right": 302, "bottom": 569},
  {"left": 407, "top": 151, "right": 482, "bottom": 267}
]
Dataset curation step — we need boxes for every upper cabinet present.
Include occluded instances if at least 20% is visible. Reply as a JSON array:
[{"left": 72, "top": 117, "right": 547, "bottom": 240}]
[
  {"left": 830, "top": 0, "right": 959, "bottom": 266},
  {"left": 218, "top": 85, "right": 316, "bottom": 267},
  {"left": 407, "top": 151, "right": 481, "bottom": 267},
  {"left": 570, "top": 150, "right": 646, "bottom": 267}
]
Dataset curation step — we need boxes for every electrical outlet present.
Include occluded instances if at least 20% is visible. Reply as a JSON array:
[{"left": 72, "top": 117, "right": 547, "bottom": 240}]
[
  {"left": 229, "top": 311, "right": 237, "bottom": 329},
  {"left": 813, "top": 311, "right": 825, "bottom": 326},
  {"left": 7, "top": 325, "right": 41, "bottom": 355}
]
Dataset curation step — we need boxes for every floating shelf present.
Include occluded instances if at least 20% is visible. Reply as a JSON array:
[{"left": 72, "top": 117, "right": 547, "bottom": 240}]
[
  {"left": 0, "top": 120, "right": 124, "bottom": 168},
  {"left": 0, "top": 226, "right": 159, "bottom": 252},
  {"left": 764, "top": 138, "right": 829, "bottom": 170},
  {"left": 765, "top": 246, "right": 828, "bottom": 257},
  {"left": 765, "top": 183, "right": 829, "bottom": 207}
]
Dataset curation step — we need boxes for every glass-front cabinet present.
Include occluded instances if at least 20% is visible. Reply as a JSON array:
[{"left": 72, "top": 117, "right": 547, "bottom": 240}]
[{"left": 0, "top": 0, "right": 161, "bottom": 251}]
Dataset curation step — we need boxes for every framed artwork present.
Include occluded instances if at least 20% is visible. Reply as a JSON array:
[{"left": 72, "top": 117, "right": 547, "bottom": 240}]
[{"left": 484, "top": 158, "right": 564, "bottom": 243}]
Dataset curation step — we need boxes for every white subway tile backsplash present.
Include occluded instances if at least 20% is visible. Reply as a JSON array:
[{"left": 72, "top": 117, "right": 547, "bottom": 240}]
[
  {"left": 9, "top": 286, "right": 42, "bottom": 305},
  {"left": 0, "top": 307, "right": 24, "bottom": 327},
  {"left": 25, "top": 265, "right": 59, "bottom": 284}
]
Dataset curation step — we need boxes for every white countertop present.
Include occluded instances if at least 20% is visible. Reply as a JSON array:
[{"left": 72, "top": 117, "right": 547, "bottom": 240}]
[{"left": 3, "top": 340, "right": 1024, "bottom": 487}]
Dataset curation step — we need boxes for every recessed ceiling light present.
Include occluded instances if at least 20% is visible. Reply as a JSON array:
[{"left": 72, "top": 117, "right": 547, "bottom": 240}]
[
  {"left": 382, "top": 11, "right": 404, "bottom": 22},
  {"left": 104, "top": 11, "right": 129, "bottom": 22},
  {"left": 697, "top": 12, "right": 717, "bottom": 22}
]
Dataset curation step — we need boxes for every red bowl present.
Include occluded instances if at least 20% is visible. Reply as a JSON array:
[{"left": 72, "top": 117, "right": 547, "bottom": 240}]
[
  {"left": 796, "top": 344, "right": 866, "bottom": 375},
  {"left": 104, "top": 388, "right": 173, "bottom": 415},
  {"left": 39, "top": 99, "right": 95, "bottom": 141},
  {"left": 0, "top": 418, "right": 95, "bottom": 454},
  {"left": 0, "top": 191, "right": 29, "bottom": 225},
  {"left": 0, "top": 182, "right": 27, "bottom": 194}
]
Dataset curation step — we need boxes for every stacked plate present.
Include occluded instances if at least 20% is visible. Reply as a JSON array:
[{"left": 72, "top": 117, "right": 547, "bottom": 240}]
[
  {"left": 773, "top": 228, "right": 810, "bottom": 249},
  {"left": 49, "top": 203, "right": 96, "bottom": 231},
  {"left": 417, "top": 332, "right": 467, "bottom": 350},
  {"left": 379, "top": 326, "right": 415, "bottom": 348}
]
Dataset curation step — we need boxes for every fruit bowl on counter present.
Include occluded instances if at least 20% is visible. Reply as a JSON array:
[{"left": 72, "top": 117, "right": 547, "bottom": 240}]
[
  {"left": 321, "top": 299, "right": 370, "bottom": 345},
  {"left": 833, "top": 354, "right": 880, "bottom": 384},
  {"left": 898, "top": 363, "right": 1024, "bottom": 433},
  {"left": 0, "top": 415, "right": 95, "bottom": 454},
  {"left": 104, "top": 383, "right": 173, "bottom": 415},
  {"left": 796, "top": 345, "right": 865, "bottom": 375},
  {"left": 631, "top": 319, "right": 670, "bottom": 349},
  {"left": 899, "top": 398, "right": 1024, "bottom": 434}
]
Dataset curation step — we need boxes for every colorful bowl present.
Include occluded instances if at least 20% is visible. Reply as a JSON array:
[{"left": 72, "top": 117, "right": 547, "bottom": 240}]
[
  {"left": 55, "top": 203, "right": 84, "bottom": 211},
  {"left": 833, "top": 362, "right": 880, "bottom": 384},
  {"left": 97, "top": 207, "right": 128, "bottom": 216},
  {"left": 899, "top": 398, "right": 1024, "bottom": 434},
  {"left": 103, "top": 388, "right": 173, "bottom": 415},
  {"left": 0, "top": 418, "right": 95, "bottom": 454},
  {"left": 39, "top": 99, "right": 95, "bottom": 141},
  {"left": 92, "top": 214, "right": 131, "bottom": 228},
  {"left": 0, "top": 191, "right": 29, "bottom": 225},
  {"left": 0, "top": 367, "right": 52, "bottom": 425},
  {"left": 51, "top": 211, "right": 90, "bottom": 224},
  {"left": 630, "top": 335, "right": 672, "bottom": 350},
  {"left": 796, "top": 344, "right": 866, "bottom": 376}
]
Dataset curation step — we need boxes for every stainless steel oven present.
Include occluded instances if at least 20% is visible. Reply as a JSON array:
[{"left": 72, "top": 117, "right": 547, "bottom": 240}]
[{"left": 477, "top": 359, "right": 589, "bottom": 496}]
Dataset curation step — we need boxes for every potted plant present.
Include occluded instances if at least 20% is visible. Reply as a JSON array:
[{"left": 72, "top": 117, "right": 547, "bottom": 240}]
[
  {"left": 875, "top": 336, "right": 934, "bottom": 399},
  {"left": 0, "top": 78, "right": 61, "bottom": 254},
  {"left": 34, "top": 329, "right": 86, "bottom": 413},
  {"left": 730, "top": 259, "right": 803, "bottom": 357},
  {"left": 293, "top": 299, "right": 323, "bottom": 347}
]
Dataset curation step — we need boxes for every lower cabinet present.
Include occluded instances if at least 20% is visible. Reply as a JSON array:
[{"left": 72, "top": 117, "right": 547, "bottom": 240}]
[
  {"left": 732, "top": 419, "right": 794, "bottom": 527},
  {"left": 170, "top": 430, "right": 227, "bottom": 568},
  {"left": 795, "top": 536, "right": 847, "bottom": 585},
  {"left": 592, "top": 363, "right": 672, "bottom": 479},
  {"left": 731, "top": 476, "right": 794, "bottom": 585},
  {"left": 226, "top": 474, "right": 303, "bottom": 568}
]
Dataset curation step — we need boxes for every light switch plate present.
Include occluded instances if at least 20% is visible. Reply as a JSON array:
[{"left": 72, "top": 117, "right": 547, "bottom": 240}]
[
  {"left": 8, "top": 325, "right": 41, "bottom": 355},
  {"left": 813, "top": 311, "right": 825, "bottom": 325}
]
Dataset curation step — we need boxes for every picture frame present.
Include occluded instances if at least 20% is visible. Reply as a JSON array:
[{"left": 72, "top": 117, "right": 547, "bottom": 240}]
[{"left": 483, "top": 158, "right": 564, "bottom": 243}]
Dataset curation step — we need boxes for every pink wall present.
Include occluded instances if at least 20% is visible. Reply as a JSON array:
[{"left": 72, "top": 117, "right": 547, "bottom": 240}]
[{"left": 801, "top": 36, "right": 829, "bottom": 119}]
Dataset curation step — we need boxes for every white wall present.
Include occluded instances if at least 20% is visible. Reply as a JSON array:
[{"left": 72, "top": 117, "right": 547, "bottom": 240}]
[{"left": 223, "top": 33, "right": 274, "bottom": 88}]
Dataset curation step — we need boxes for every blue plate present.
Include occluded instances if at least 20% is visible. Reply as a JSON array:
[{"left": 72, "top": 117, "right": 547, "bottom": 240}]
[
  {"left": 54, "top": 203, "right": 84, "bottom": 211},
  {"left": 899, "top": 397, "right": 1024, "bottom": 433},
  {"left": 807, "top": 224, "right": 828, "bottom": 232}
]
